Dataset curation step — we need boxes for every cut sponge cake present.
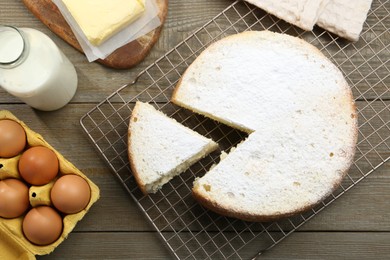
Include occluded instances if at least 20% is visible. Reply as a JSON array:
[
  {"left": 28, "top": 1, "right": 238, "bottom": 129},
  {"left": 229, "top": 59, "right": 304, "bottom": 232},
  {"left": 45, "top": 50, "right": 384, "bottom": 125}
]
[
  {"left": 128, "top": 102, "right": 218, "bottom": 194},
  {"left": 172, "top": 31, "right": 358, "bottom": 222}
]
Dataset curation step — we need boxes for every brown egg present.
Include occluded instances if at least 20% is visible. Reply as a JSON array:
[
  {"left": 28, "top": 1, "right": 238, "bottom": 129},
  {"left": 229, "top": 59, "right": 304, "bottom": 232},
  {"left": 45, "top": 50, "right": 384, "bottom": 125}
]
[
  {"left": 19, "top": 146, "right": 59, "bottom": 185},
  {"left": 22, "top": 206, "right": 63, "bottom": 245},
  {"left": 0, "top": 119, "right": 26, "bottom": 158},
  {"left": 0, "top": 178, "right": 30, "bottom": 218},
  {"left": 51, "top": 174, "right": 91, "bottom": 214}
]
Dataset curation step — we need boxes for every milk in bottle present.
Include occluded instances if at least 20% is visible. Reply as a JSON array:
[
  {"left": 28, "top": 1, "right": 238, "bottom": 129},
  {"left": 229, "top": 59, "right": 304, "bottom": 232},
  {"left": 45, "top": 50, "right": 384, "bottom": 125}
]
[{"left": 0, "top": 26, "right": 78, "bottom": 111}]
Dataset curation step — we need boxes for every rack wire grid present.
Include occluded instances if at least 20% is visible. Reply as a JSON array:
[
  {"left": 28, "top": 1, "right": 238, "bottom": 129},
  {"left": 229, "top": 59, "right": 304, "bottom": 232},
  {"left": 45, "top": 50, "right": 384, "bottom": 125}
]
[{"left": 80, "top": 0, "right": 390, "bottom": 259}]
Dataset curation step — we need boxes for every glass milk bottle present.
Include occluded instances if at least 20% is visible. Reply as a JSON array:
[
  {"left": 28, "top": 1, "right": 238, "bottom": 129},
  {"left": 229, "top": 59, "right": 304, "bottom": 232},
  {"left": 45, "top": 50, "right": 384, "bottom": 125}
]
[{"left": 0, "top": 26, "right": 78, "bottom": 111}]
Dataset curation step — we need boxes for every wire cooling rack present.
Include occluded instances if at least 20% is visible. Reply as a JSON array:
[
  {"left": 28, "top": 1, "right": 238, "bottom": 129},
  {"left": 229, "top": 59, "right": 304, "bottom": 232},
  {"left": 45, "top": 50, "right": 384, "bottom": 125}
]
[{"left": 80, "top": 0, "right": 390, "bottom": 259}]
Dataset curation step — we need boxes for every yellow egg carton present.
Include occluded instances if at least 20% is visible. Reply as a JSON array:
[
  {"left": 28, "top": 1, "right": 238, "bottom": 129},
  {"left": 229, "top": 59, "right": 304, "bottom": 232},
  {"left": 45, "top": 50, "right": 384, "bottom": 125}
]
[{"left": 0, "top": 110, "right": 100, "bottom": 259}]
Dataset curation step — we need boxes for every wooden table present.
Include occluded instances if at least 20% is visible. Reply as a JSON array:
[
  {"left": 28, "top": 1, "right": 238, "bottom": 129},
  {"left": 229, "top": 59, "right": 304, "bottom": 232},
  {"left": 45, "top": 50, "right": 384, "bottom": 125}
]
[{"left": 1, "top": 0, "right": 389, "bottom": 259}]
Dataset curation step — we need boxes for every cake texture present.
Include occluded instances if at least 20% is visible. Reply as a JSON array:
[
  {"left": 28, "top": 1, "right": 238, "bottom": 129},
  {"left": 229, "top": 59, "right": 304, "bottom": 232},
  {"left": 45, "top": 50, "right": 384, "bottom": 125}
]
[
  {"left": 244, "top": 0, "right": 372, "bottom": 41},
  {"left": 244, "top": 0, "right": 331, "bottom": 31},
  {"left": 317, "top": 0, "right": 373, "bottom": 41}
]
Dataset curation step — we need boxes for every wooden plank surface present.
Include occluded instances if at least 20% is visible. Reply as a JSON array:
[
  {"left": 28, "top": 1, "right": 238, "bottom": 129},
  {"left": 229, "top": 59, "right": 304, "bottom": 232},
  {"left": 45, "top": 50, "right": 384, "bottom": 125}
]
[
  {"left": 37, "top": 232, "right": 390, "bottom": 259},
  {"left": 0, "top": 0, "right": 389, "bottom": 259}
]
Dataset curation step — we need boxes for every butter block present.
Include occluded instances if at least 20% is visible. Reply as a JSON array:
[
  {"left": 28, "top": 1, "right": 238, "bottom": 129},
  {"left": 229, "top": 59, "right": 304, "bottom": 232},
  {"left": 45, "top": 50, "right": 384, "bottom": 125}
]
[{"left": 62, "top": 0, "right": 146, "bottom": 46}]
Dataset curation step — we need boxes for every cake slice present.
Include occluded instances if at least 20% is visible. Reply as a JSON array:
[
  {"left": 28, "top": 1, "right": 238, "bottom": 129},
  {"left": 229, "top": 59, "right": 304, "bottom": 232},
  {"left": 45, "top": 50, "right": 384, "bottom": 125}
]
[
  {"left": 128, "top": 102, "right": 218, "bottom": 194},
  {"left": 244, "top": 0, "right": 331, "bottom": 31},
  {"left": 317, "top": 0, "right": 373, "bottom": 41}
]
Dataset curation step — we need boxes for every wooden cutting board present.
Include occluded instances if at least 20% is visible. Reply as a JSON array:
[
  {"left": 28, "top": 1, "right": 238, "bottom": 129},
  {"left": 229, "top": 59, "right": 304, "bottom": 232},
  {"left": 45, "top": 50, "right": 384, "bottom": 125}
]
[{"left": 22, "top": 0, "right": 168, "bottom": 69}]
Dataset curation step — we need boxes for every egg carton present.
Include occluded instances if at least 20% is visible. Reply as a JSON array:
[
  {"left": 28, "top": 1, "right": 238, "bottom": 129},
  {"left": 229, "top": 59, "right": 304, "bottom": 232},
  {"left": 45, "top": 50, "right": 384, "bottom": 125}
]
[{"left": 0, "top": 110, "right": 100, "bottom": 259}]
